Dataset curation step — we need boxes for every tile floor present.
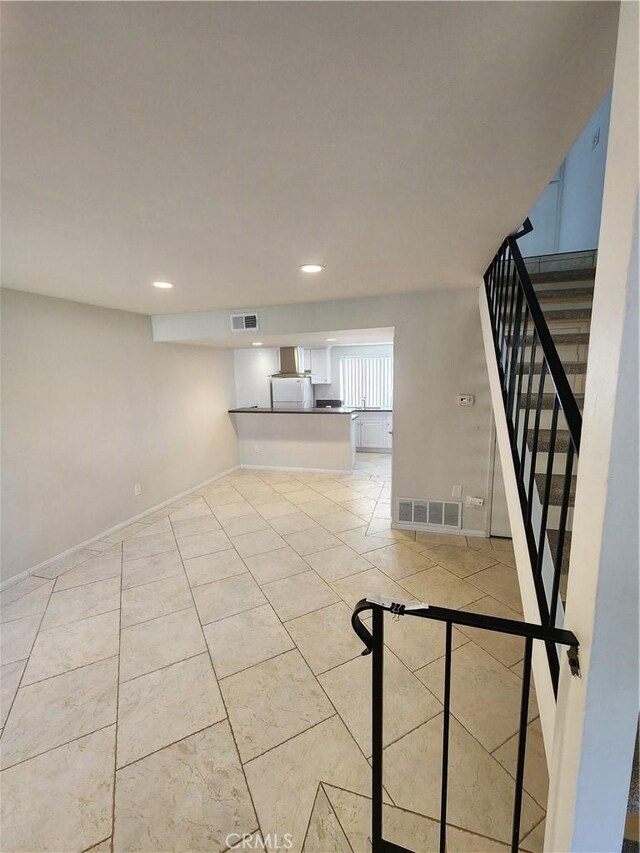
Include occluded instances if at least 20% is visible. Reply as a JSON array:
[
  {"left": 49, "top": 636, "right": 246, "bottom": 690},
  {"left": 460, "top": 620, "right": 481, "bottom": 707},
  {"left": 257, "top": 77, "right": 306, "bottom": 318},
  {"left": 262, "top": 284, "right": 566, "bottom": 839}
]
[{"left": 1, "top": 453, "right": 548, "bottom": 852}]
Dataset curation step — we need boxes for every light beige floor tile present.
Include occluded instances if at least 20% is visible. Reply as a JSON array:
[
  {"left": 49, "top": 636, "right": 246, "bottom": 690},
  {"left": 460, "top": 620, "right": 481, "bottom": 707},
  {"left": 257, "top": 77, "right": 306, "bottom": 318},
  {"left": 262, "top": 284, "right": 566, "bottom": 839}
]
[
  {"left": 399, "top": 565, "right": 485, "bottom": 609},
  {"left": 33, "top": 548, "right": 96, "bottom": 579},
  {"left": 1, "top": 659, "right": 27, "bottom": 727},
  {"left": 416, "top": 641, "right": 536, "bottom": 752},
  {"left": 167, "top": 494, "right": 204, "bottom": 509},
  {"left": 1, "top": 575, "right": 51, "bottom": 607},
  {"left": 139, "top": 507, "right": 171, "bottom": 524},
  {"left": 424, "top": 544, "right": 499, "bottom": 578},
  {"left": 336, "top": 528, "right": 396, "bottom": 554},
  {"left": 417, "top": 531, "right": 469, "bottom": 549},
  {"left": 192, "top": 573, "right": 266, "bottom": 625},
  {"left": 169, "top": 498, "right": 213, "bottom": 522},
  {"left": 244, "top": 716, "right": 373, "bottom": 853},
  {"left": 1, "top": 726, "right": 115, "bottom": 853},
  {"left": 383, "top": 613, "right": 469, "bottom": 671},
  {"left": 0, "top": 614, "right": 41, "bottom": 665},
  {"left": 300, "top": 497, "right": 343, "bottom": 518},
  {"left": 221, "top": 649, "right": 333, "bottom": 762},
  {"left": 55, "top": 551, "right": 122, "bottom": 591},
  {"left": 317, "top": 510, "right": 366, "bottom": 534},
  {"left": 117, "top": 653, "right": 226, "bottom": 767},
  {"left": 121, "top": 573, "right": 192, "bottom": 628},
  {"left": 204, "top": 604, "right": 294, "bottom": 678},
  {"left": 466, "top": 535, "right": 496, "bottom": 550},
  {"left": 383, "top": 717, "right": 543, "bottom": 843},
  {"left": 467, "top": 563, "right": 524, "bottom": 613},
  {"left": 305, "top": 545, "right": 372, "bottom": 583},
  {"left": 23, "top": 611, "right": 120, "bottom": 686},
  {"left": 459, "top": 595, "right": 525, "bottom": 667},
  {"left": 329, "top": 568, "right": 408, "bottom": 610},
  {"left": 171, "top": 514, "right": 222, "bottom": 538},
  {"left": 183, "top": 549, "right": 248, "bottom": 588},
  {"left": 114, "top": 721, "right": 256, "bottom": 852},
  {"left": 288, "top": 488, "right": 328, "bottom": 506},
  {"left": 231, "top": 528, "right": 286, "bottom": 558},
  {"left": 122, "top": 550, "right": 184, "bottom": 590},
  {"left": 321, "top": 485, "right": 364, "bottom": 502},
  {"left": 273, "top": 480, "right": 308, "bottom": 495},
  {"left": 1, "top": 580, "right": 53, "bottom": 623},
  {"left": 244, "top": 546, "right": 310, "bottom": 585},
  {"left": 491, "top": 537, "right": 515, "bottom": 552},
  {"left": 367, "top": 544, "right": 437, "bottom": 580},
  {"left": 340, "top": 496, "right": 377, "bottom": 517},
  {"left": 285, "top": 528, "right": 342, "bottom": 557},
  {"left": 104, "top": 523, "right": 152, "bottom": 543},
  {"left": 203, "top": 488, "right": 243, "bottom": 508},
  {"left": 366, "top": 518, "right": 415, "bottom": 540},
  {"left": 262, "top": 571, "right": 340, "bottom": 621},
  {"left": 41, "top": 576, "right": 121, "bottom": 630},
  {"left": 237, "top": 485, "right": 280, "bottom": 505},
  {"left": 129, "top": 518, "right": 172, "bottom": 539},
  {"left": 268, "top": 512, "right": 320, "bottom": 535},
  {"left": 86, "top": 539, "right": 121, "bottom": 554},
  {"left": 219, "top": 513, "right": 269, "bottom": 537},
  {"left": 123, "top": 532, "right": 176, "bottom": 562},
  {"left": 319, "top": 649, "right": 441, "bottom": 757},
  {"left": 119, "top": 608, "right": 205, "bottom": 682},
  {"left": 494, "top": 718, "right": 549, "bottom": 808},
  {"left": 495, "top": 549, "right": 517, "bottom": 569},
  {"left": 84, "top": 837, "right": 112, "bottom": 852},
  {"left": 1, "top": 657, "right": 118, "bottom": 770},
  {"left": 176, "top": 529, "right": 232, "bottom": 560},
  {"left": 286, "top": 602, "right": 363, "bottom": 674},
  {"left": 520, "top": 819, "right": 545, "bottom": 853},
  {"left": 212, "top": 499, "right": 256, "bottom": 521},
  {"left": 255, "top": 499, "right": 298, "bottom": 519},
  {"left": 303, "top": 786, "right": 351, "bottom": 853}
]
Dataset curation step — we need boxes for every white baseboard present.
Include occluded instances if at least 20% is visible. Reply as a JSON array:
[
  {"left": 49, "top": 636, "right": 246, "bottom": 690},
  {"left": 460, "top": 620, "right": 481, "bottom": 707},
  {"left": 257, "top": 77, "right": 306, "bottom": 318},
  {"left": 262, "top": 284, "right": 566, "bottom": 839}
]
[
  {"left": 240, "top": 463, "right": 352, "bottom": 474},
  {"left": 1, "top": 465, "right": 240, "bottom": 592}
]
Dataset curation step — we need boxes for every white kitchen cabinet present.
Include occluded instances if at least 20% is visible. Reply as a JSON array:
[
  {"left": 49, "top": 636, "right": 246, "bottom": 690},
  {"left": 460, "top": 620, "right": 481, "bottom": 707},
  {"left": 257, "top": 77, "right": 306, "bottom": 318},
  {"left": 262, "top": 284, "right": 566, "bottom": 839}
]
[
  {"left": 303, "top": 347, "right": 332, "bottom": 384},
  {"left": 355, "top": 411, "right": 393, "bottom": 450}
]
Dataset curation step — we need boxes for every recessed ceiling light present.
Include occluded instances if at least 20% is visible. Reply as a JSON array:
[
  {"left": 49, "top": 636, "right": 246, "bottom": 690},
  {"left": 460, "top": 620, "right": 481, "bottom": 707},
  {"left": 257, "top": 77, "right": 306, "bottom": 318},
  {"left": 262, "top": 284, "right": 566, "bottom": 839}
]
[
  {"left": 252, "top": 342, "right": 263, "bottom": 347},
  {"left": 325, "top": 338, "right": 337, "bottom": 342},
  {"left": 299, "top": 264, "right": 326, "bottom": 273},
  {"left": 153, "top": 281, "right": 174, "bottom": 289}
]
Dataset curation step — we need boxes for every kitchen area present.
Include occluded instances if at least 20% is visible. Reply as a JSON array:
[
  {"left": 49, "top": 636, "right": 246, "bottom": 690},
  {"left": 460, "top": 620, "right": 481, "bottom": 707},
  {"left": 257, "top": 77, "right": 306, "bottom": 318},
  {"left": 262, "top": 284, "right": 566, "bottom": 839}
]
[{"left": 229, "top": 337, "right": 394, "bottom": 473}]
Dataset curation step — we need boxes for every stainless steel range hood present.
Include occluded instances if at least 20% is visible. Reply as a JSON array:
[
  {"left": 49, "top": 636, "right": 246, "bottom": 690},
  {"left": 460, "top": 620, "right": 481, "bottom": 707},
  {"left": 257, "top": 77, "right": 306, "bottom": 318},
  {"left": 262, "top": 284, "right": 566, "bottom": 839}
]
[{"left": 271, "top": 346, "right": 307, "bottom": 378}]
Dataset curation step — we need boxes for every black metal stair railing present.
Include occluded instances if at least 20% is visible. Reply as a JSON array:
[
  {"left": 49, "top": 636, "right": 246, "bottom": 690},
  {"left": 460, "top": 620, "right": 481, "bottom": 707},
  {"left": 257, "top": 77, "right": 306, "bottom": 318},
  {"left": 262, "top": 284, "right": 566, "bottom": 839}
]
[
  {"left": 483, "top": 219, "right": 582, "bottom": 690},
  {"left": 352, "top": 596, "right": 580, "bottom": 853}
]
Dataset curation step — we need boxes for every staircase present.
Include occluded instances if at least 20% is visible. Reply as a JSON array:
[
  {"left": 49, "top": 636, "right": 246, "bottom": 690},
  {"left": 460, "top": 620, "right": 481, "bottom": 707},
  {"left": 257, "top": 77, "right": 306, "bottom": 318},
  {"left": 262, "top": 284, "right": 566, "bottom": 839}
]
[{"left": 523, "top": 249, "right": 595, "bottom": 604}]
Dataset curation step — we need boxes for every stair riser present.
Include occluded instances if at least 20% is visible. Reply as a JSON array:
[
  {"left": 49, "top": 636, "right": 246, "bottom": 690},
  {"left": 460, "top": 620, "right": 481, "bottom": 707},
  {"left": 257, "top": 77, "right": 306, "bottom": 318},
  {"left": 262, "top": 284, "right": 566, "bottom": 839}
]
[{"left": 522, "top": 343, "right": 590, "bottom": 362}]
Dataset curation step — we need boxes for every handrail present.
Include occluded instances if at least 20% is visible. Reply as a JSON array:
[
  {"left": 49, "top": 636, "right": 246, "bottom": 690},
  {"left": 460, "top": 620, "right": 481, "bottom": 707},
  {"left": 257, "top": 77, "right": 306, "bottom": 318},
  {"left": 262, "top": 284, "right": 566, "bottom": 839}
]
[
  {"left": 507, "top": 225, "right": 582, "bottom": 453},
  {"left": 351, "top": 596, "right": 579, "bottom": 853}
]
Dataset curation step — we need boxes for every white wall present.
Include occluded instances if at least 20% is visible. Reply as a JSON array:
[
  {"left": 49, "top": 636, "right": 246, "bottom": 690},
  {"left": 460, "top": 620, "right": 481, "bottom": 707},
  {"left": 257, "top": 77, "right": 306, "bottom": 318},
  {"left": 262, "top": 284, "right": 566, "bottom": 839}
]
[
  {"left": 520, "top": 92, "right": 612, "bottom": 256},
  {"left": 233, "top": 347, "right": 280, "bottom": 407},
  {"left": 1, "top": 289, "right": 238, "bottom": 583},
  {"left": 154, "top": 289, "right": 493, "bottom": 534},
  {"left": 314, "top": 343, "right": 394, "bottom": 403}
]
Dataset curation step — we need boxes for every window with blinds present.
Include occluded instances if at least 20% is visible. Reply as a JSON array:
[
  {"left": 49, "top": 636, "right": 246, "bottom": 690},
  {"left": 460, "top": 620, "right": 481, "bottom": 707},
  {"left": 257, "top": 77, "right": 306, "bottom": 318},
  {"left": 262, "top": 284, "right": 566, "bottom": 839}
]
[{"left": 339, "top": 356, "right": 394, "bottom": 408}]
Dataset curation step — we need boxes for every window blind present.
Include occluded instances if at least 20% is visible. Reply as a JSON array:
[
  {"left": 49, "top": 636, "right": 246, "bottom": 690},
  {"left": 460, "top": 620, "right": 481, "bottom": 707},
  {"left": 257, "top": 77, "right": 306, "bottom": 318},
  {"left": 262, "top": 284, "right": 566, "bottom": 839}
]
[{"left": 339, "top": 356, "right": 393, "bottom": 408}]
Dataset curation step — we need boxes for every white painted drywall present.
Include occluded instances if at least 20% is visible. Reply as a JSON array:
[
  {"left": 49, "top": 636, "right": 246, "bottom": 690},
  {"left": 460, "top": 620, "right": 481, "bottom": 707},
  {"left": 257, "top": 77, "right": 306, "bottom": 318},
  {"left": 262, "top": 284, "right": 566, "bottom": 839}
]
[
  {"left": 545, "top": 3, "right": 639, "bottom": 848},
  {"left": 520, "top": 92, "right": 612, "bottom": 256},
  {"left": 233, "top": 412, "right": 353, "bottom": 472},
  {"left": 314, "top": 343, "right": 394, "bottom": 403},
  {"left": 233, "top": 347, "right": 280, "bottom": 407},
  {"left": 154, "top": 289, "right": 493, "bottom": 533},
  {"left": 1, "top": 289, "right": 238, "bottom": 582}
]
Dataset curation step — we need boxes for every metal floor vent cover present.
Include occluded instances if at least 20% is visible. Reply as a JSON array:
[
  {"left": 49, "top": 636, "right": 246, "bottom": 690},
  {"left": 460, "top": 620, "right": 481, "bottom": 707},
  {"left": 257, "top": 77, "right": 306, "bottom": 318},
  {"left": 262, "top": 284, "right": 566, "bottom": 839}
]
[{"left": 397, "top": 498, "right": 462, "bottom": 529}]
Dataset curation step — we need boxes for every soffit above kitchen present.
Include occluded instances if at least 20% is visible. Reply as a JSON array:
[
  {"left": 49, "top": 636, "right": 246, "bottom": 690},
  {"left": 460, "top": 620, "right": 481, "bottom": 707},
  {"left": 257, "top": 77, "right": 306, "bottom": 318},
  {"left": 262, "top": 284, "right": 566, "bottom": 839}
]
[{"left": 1, "top": 2, "right": 618, "bottom": 315}]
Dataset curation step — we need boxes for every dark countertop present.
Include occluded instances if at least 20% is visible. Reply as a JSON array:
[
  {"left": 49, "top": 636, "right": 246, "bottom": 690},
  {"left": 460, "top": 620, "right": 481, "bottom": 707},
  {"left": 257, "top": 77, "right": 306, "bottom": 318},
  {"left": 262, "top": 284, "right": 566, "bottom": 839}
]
[{"left": 228, "top": 407, "right": 393, "bottom": 415}]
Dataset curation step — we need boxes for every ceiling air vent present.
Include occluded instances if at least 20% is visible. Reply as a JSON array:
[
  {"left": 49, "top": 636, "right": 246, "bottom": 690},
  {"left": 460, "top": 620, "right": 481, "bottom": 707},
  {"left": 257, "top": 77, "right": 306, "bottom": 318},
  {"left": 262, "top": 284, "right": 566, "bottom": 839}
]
[
  {"left": 230, "top": 312, "right": 259, "bottom": 332},
  {"left": 396, "top": 498, "right": 462, "bottom": 531}
]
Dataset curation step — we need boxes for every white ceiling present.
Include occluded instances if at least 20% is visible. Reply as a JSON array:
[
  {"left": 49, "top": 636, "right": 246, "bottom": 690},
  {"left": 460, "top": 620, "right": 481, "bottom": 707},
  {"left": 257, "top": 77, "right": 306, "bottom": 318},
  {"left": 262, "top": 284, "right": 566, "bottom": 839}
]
[{"left": 1, "top": 2, "right": 618, "bottom": 315}]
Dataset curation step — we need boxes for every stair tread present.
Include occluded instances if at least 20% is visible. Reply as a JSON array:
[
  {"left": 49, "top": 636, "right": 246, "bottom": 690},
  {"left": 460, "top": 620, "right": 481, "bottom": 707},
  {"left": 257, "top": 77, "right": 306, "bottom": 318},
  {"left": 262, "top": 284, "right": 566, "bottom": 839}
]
[
  {"left": 535, "top": 472, "right": 577, "bottom": 507},
  {"left": 532, "top": 360, "right": 587, "bottom": 375},
  {"left": 547, "top": 528, "right": 572, "bottom": 572},
  {"left": 529, "top": 268, "right": 596, "bottom": 283},
  {"left": 527, "top": 428, "right": 571, "bottom": 452},
  {"left": 542, "top": 307, "right": 592, "bottom": 321},
  {"left": 539, "top": 392, "right": 585, "bottom": 410},
  {"left": 521, "top": 332, "right": 590, "bottom": 346},
  {"left": 535, "top": 285, "right": 594, "bottom": 302}
]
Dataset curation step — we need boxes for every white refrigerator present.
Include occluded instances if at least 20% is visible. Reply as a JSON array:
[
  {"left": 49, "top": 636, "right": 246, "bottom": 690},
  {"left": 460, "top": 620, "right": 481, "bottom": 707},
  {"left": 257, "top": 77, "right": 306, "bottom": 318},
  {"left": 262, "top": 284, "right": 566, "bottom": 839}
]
[{"left": 271, "top": 377, "right": 314, "bottom": 409}]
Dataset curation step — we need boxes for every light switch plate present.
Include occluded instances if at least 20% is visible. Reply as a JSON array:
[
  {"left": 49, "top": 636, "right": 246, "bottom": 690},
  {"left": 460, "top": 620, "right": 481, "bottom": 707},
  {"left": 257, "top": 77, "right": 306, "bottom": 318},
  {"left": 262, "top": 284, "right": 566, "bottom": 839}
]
[{"left": 458, "top": 395, "right": 475, "bottom": 407}]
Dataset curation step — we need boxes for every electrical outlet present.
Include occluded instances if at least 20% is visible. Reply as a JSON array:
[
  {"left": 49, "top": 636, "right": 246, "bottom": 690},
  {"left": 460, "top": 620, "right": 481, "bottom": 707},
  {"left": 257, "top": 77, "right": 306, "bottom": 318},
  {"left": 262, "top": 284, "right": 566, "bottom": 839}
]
[
  {"left": 466, "top": 495, "right": 484, "bottom": 508},
  {"left": 458, "top": 395, "right": 475, "bottom": 407},
  {"left": 452, "top": 484, "right": 462, "bottom": 499},
  {"left": 134, "top": 483, "right": 142, "bottom": 496}
]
